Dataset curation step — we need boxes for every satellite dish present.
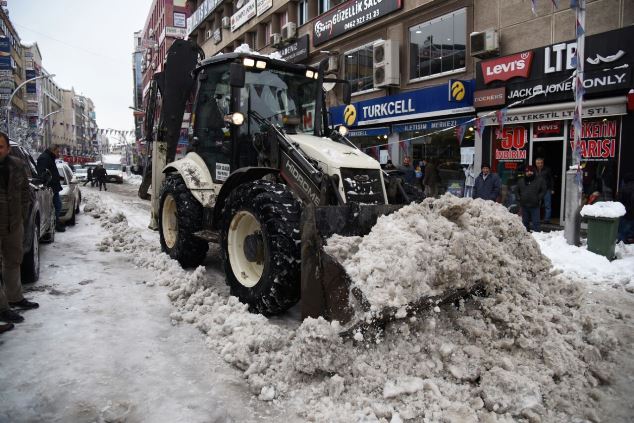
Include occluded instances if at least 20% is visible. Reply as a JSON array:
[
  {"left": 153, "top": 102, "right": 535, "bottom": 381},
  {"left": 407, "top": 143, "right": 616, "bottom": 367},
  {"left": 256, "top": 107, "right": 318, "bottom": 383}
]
[{"left": 322, "top": 73, "right": 337, "bottom": 92}]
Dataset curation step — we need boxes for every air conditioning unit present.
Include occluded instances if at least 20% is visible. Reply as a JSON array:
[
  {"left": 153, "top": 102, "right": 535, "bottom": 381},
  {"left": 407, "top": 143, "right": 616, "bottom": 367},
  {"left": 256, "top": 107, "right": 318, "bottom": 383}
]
[
  {"left": 373, "top": 39, "right": 399, "bottom": 87},
  {"left": 470, "top": 29, "right": 499, "bottom": 58},
  {"left": 206, "top": 29, "right": 213, "bottom": 40},
  {"left": 270, "top": 33, "right": 281, "bottom": 46},
  {"left": 328, "top": 55, "right": 338, "bottom": 72},
  {"left": 221, "top": 16, "right": 231, "bottom": 29},
  {"left": 281, "top": 22, "right": 297, "bottom": 41}
]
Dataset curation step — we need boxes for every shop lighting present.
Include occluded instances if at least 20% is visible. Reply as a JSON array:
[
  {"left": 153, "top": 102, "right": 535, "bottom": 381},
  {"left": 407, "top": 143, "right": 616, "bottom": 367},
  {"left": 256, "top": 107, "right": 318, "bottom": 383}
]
[
  {"left": 224, "top": 112, "right": 245, "bottom": 125},
  {"left": 255, "top": 60, "right": 267, "bottom": 69},
  {"left": 243, "top": 57, "right": 256, "bottom": 67},
  {"left": 415, "top": 30, "right": 422, "bottom": 34},
  {"left": 306, "top": 70, "right": 315, "bottom": 78},
  {"left": 469, "top": 127, "right": 474, "bottom": 131},
  {"left": 337, "top": 125, "right": 349, "bottom": 136},
  {"left": 383, "top": 135, "right": 388, "bottom": 139}
]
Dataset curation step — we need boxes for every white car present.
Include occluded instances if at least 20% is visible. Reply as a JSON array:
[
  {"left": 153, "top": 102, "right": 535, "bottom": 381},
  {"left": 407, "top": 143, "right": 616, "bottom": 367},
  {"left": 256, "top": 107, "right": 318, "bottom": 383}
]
[
  {"left": 74, "top": 166, "right": 88, "bottom": 182},
  {"left": 56, "top": 162, "right": 82, "bottom": 225}
]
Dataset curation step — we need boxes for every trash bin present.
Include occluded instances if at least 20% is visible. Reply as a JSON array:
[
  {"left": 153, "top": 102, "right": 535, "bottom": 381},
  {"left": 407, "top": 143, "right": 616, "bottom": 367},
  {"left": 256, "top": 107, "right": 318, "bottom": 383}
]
[{"left": 586, "top": 216, "right": 620, "bottom": 260}]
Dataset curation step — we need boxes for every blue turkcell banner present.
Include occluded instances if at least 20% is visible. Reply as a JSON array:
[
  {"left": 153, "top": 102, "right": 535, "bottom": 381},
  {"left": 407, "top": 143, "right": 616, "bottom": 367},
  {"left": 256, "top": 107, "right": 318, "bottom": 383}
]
[
  {"left": 330, "top": 80, "right": 475, "bottom": 127},
  {"left": 348, "top": 127, "right": 390, "bottom": 137},
  {"left": 392, "top": 117, "right": 472, "bottom": 133},
  {"left": 0, "top": 37, "right": 11, "bottom": 70}
]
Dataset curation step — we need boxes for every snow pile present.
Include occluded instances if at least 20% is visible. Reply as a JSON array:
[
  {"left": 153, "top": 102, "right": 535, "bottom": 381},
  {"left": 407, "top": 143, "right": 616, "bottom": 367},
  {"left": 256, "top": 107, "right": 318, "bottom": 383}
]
[
  {"left": 325, "top": 195, "right": 548, "bottom": 313},
  {"left": 125, "top": 174, "right": 143, "bottom": 186},
  {"left": 233, "top": 43, "right": 283, "bottom": 60},
  {"left": 581, "top": 201, "right": 626, "bottom": 218},
  {"left": 533, "top": 230, "right": 634, "bottom": 290},
  {"left": 87, "top": 191, "right": 632, "bottom": 422}
]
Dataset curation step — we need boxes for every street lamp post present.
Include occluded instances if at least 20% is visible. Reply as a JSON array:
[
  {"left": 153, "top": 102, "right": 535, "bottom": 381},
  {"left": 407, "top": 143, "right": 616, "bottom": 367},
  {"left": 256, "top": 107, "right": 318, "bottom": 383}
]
[{"left": 5, "top": 73, "right": 56, "bottom": 138}]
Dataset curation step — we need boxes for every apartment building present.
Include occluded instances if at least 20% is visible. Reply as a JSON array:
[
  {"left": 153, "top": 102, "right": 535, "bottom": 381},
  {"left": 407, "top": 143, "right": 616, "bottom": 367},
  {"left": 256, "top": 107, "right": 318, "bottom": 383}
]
[
  {"left": 0, "top": 6, "right": 25, "bottom": 116},
  {"left": 39, "top": 67, "right": 63, "bottom": 149}
]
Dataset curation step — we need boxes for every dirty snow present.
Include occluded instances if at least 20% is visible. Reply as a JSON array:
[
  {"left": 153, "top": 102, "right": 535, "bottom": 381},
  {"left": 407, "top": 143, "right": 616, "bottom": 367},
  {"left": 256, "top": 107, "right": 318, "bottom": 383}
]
[
  {"left": 580, "top": 201, "right": 626, "bottom": 218},
  {"left": 5, "top": 187, "right": 634, "bottom": 422}
]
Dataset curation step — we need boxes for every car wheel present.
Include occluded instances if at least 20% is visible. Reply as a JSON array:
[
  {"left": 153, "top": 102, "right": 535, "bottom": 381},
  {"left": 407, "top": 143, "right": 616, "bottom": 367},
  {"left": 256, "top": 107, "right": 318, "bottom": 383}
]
[
  {"left": 76, "top": 192, "right": 81, "bottom": 214},
  {"left": 158, "top": 175, "right": 209, "bottom": 268},
  {"left": 68, "top": 204, "right": 76, "bottom": 226},
  {"left": 221, "top": 180, "right": 301, "bottom": 316},
  {"left": 21, "top": 221, "right": 40, "bottom": 283}
]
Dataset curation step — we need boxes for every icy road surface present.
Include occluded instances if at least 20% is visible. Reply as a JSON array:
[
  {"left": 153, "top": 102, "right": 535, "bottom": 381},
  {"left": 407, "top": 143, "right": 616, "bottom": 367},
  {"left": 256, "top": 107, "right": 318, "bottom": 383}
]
[{"left": 2, "top": 182, "right": 634, "bottom": 423}]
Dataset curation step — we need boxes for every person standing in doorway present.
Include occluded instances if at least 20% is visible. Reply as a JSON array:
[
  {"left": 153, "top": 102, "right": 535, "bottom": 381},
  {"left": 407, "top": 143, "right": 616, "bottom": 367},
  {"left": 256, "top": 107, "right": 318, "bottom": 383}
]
[
  {"left": 36, "top": 144, "right": 65, "bottom": 232},
  {"left": 516, "top": 165, "right": 546, "bottom": 232},
  {"left": 535, "top": 157, "right": 554, "bottom": 224},
  {"left": 0, "top": 132, "right": 39, "bottom": 325},
  {"left": 422, "top": 159, "right": 440, "bottom": 197},
  {"left": 472, "top": 163, "right": 501, "bottom": 202}
]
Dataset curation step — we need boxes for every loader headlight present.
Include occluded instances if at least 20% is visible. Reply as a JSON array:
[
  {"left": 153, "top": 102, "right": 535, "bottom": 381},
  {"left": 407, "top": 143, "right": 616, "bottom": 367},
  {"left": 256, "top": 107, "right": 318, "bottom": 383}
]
[
  {"left": 255, "top": 60, "right": 267, "bottom": 69},
  {"left": 224, "top": 112, "right": 245, "bottom": 125},
  {"left": 243, "top": 58, "right": 256, "bottom": 67},
  {"left": 337, "top": 125, "right": 349, "bottom": 136},
  {"left": 305, "top": 70, "right": 314, "bottom": 79}
]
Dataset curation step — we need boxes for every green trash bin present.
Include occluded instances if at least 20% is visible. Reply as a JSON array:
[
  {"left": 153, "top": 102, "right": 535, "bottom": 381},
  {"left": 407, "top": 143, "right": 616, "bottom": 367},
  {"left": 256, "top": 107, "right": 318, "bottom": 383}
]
[{"left": 586, "top": 216, "right": 620, "bottom": 260}]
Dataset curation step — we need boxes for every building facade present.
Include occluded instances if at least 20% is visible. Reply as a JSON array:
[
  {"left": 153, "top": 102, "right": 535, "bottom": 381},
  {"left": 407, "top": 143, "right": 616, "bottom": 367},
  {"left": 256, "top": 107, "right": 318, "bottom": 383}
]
[
  {"left": 183, "top": 0, "right": 633, "bottom": 223},
  {"left": 39, "top": 67, "right": 63, "bottom": 149},
  {"left": 0, "top": 6, "right": 25, "bottom": 119}
]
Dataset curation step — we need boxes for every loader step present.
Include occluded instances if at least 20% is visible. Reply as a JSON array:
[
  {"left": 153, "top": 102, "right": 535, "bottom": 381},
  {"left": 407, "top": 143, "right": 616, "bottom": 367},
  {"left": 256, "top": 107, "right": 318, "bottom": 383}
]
[{"left": 193, "top": 230, "right": 220, "bottom": 243}]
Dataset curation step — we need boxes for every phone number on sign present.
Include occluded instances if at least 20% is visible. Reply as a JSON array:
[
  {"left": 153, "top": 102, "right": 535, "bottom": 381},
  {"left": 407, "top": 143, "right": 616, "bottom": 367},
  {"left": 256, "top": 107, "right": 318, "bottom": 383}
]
[{"left": 344, "top": 10, "right": 380, "bottom": 31}]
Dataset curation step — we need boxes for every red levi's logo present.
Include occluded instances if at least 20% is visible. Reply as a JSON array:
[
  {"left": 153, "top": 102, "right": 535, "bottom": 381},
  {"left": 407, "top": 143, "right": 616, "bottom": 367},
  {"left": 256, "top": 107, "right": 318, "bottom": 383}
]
[{"left": 481, "top": 51, "right": 534, "bottom": 84}]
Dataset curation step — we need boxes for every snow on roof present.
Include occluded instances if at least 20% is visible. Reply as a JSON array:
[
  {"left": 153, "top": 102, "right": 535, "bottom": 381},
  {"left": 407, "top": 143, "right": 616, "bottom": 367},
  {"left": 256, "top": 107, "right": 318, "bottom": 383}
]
[
  {"left": 232, "top": 43, "right": 284, "bottom": 60},
  {"left": 580, "top": 201, "right": 626, "bottom": 218}
]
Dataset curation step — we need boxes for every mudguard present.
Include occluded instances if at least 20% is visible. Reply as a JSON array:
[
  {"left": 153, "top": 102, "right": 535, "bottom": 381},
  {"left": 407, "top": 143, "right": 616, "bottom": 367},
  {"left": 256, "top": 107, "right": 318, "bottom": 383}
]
[{"left": 163, "top": 152, "right": 217, "bottom": 208}]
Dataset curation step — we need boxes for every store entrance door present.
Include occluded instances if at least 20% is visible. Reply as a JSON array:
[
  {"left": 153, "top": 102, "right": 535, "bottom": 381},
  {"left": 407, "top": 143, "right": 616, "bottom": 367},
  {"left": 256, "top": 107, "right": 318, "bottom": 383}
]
[{"left": 532, "top": 140, "right": 563, "bottom": 224}]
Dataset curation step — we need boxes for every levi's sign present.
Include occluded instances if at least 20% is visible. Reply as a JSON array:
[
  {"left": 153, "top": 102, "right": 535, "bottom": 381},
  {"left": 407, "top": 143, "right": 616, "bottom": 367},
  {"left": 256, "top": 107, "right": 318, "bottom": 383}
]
[{"left": 480, "top": 52, "right": 534, "bottom": 84}]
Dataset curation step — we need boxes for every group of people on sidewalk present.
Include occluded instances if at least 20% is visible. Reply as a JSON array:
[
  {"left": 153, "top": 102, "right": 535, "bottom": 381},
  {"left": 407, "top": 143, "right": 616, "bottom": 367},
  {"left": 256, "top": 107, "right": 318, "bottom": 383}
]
[
  {"left": 472, "top": 159, "right": 553, "bottom": 232},
  {"left": 0, "top": 132, "right": 41, "bottom": 334}
]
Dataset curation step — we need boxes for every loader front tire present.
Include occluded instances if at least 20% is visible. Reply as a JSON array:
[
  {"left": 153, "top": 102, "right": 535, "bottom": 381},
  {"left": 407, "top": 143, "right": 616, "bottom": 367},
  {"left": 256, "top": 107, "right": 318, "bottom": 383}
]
[
  {"left": 221, "top": 180, "right": 301, "bottom": 316},
  {"left": 159, "top": 175, "right": 209, "bottom": 268}
]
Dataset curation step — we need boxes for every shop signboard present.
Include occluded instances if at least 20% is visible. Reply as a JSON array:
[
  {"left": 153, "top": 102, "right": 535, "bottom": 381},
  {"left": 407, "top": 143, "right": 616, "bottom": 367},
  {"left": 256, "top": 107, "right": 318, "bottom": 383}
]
[
  {"left": 313, "top": 0, "right": 402, "bottom": 46},
  {"left": 279, "top": 35, "right": 309, "bottom": 63},
  {"left": 475, "top": 26, "right": 634, "bottom": 107},
  {"left": 186, "top": 0, "right": 222, "bottom": 35},
  {"left": 494, "top": 126, "right": 529, "bottom": 162},
  {"left": 256, "top": 0, "right": 272, "bottom": 16},
  {"left": 348, "top": 126, "right": 389, "bottom": 137},
  {"left": 330, "top": 80, "right": 475, "bottom": 127},
  {"left": 174, "top": 12, "right": 186, "bottom": 28},
  {"left": 392, "top": 117, "right": 472, "bottom": 133},
  {"left": 533, "top": 121, "right": 564, "bottom": 138},
  {"left": 482, "top": 103, "right": 625, "bottom": 126},
  {"left": 568, "top": 118, "right": 618, "bottom": 162},
  {"left": 473, "top": 87, "right": 506, "bottom": 108},
  {"left": 231, "top": 0, "right": 256, "bottom": 32},
  {"left": 212, "top": 28, "right": 222, "bottom": 45},
  {"left": 0, "top": 36, "right": 11, "bottom": 70}
]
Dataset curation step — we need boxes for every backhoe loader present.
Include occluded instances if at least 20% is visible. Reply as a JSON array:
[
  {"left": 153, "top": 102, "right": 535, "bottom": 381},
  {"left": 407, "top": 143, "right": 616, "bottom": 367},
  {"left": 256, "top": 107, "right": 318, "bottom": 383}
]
[{"left": 145, "top": 40, "right": 427, "bottom": 329}]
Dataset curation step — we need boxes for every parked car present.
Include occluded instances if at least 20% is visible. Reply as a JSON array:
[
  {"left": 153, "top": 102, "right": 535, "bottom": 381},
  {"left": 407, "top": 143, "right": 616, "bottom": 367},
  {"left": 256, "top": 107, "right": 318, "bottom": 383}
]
[
  {"left": 74, "top": 165, "right": 88, "bottom": 182},
  {"left": 8, "top": 141, "right": 56, "bottom": 283},
  {"left": 56, "top": 162, "right": 82, "bottom": 225},
  {"left": 103, "top": 162, "right": 125, "bottom": 183}
]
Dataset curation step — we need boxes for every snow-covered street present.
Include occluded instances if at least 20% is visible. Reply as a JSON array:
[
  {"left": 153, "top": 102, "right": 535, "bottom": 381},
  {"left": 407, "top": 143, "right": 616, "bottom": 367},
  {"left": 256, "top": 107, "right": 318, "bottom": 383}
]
[{"left": 2, "top": 182, "right": 634, "bottom": 422}]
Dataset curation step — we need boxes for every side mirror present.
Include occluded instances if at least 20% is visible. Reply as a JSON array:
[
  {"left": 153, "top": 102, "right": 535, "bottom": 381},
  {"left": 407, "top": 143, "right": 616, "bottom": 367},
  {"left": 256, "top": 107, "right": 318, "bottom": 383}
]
[
  {"left": 342, "top": 82, "right": 351, "bottom": 105},
  {"left": 230, "top": 62, "right": 245, "bottom": 88}
]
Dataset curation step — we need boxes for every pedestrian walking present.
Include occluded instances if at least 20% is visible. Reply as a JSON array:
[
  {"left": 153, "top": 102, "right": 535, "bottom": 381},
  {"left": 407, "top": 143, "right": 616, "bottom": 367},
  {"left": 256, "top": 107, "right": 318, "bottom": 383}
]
[
  {"left": 83, "top": 166, "right": 93, "bottom": 187},
  {"left": 472, "top": 163, "right": 501, "bottom": 202},
  {"left": 93, "top": 164, "right": 108, "bottom": 191},
  {"left": 534, "top": 157, "right": 554, "bottom": 224},
  {"left": 422, "top": 159, "right": 440, "bottom": 197},
  {"left": 617, "top": 173, "right": 634, "bottom": 243},
  {"left": 516, "top": 165, "right": 546, "bottom": 232},
  {"left": 0, "top": 131, "right": 39, "bottom": 325},
  {"left": 36, "top": 143, "right": 65, "bottom": 232}
]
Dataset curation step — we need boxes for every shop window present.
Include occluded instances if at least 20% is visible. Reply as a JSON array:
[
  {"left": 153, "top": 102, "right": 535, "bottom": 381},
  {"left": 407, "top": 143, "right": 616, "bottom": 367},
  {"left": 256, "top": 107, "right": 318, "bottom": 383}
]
[
  {"left": 491, "top": 124, "right": 530, "bottom": 209},
  {"left": 298, "top": 0, "right": 309, "bottom": 26},
  {"left": 319, "top": 0, "right": 345, "bottom": 15},
  {"left": 409, "top": 8, "right": 466, "bottom": 81},
  {"left": 344, "top": 44, "right": 374, "bottom": 94}
]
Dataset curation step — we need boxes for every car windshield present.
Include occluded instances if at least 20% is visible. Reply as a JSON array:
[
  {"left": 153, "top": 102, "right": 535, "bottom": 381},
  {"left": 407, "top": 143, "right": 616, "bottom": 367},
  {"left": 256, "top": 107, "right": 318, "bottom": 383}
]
[
  {"left": 75, "top": 168, "right": 87, "bottom": 174},
  {"left": 104, "top": 163, "right": 121, "bottom": 171},
  {"left": 241, "top": 67, "right": 318, "bottom": 134}
]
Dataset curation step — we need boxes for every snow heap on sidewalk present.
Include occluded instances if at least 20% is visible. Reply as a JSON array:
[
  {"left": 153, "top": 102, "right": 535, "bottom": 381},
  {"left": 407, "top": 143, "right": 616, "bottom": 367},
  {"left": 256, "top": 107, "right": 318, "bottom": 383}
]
[{"left": 87, "top": 191, "right": 629, "bottom": 422}]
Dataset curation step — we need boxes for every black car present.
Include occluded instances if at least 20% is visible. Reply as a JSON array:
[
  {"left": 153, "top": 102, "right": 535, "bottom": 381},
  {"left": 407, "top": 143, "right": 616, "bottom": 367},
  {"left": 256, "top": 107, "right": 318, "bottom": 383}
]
[{"left": 8, "top": 141, "right": 56, "bottom": 283}]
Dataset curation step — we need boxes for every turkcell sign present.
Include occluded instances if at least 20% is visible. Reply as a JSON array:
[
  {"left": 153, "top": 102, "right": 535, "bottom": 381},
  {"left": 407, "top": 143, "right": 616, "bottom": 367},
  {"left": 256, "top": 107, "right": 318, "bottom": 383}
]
[
  {"left": 313, "top": 0, "right": 402, "bottom": 46},
  {"left": 330, "top": 81, "right": 475, "bottom": 126},
  {"left": 392, "top": 117, "right": 472, "bottom": 133}
]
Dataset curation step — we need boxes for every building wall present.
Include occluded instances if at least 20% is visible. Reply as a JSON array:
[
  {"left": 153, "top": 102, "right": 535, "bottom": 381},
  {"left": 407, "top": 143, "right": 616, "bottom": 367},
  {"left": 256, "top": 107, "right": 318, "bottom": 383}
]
[{"left": 0, "top": 7, "right": 25, "bottom": 114}]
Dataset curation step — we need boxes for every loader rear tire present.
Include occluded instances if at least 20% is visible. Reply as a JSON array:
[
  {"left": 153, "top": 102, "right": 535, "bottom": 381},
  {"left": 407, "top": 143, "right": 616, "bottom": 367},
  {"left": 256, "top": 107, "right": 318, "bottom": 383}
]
[
  {"left": 221, "top": 180, "right": 301, "bottom": 316},
  {"left": 159, "top": 175, "right": 209, "bottom": 268}
]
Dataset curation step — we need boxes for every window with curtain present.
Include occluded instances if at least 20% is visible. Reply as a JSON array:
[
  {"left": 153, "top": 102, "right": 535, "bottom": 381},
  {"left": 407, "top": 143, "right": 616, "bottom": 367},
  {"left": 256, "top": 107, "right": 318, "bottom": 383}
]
[{"left": 409, "top": 8, "right": 466, "bottom": 80}]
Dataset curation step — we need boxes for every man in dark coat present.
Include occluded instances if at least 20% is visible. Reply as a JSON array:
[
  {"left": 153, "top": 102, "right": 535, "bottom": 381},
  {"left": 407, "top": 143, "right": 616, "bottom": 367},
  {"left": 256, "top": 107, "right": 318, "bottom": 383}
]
[
  {"left": 472, "top": 163, "right": 501, "bottom": 202},
  {"left": 36, "top": 144, "right": 65, "bottom": 232},
  {"left": 83, "top": 166, "right": 93, "bottom": 187},
  {"left": 617, "top": 173, "right": 634, "bottom": 243},
  {"left": 397, "top": 156, "right": 417, "bottom": 185},
  {"left": 0, "top": 132, "right": 39, "bottom": 326},
  {"left": 535, "top": 157, "right": 554, "bottom": 223},
  {"left": 423, "top": 159, "right": 440, "bottom": 197},
  {"left": 516, "top": 165, "right": 546, "bottom": 232},
  {"left": 93, "top": 164, "right": 108, "bottom": 191}
]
